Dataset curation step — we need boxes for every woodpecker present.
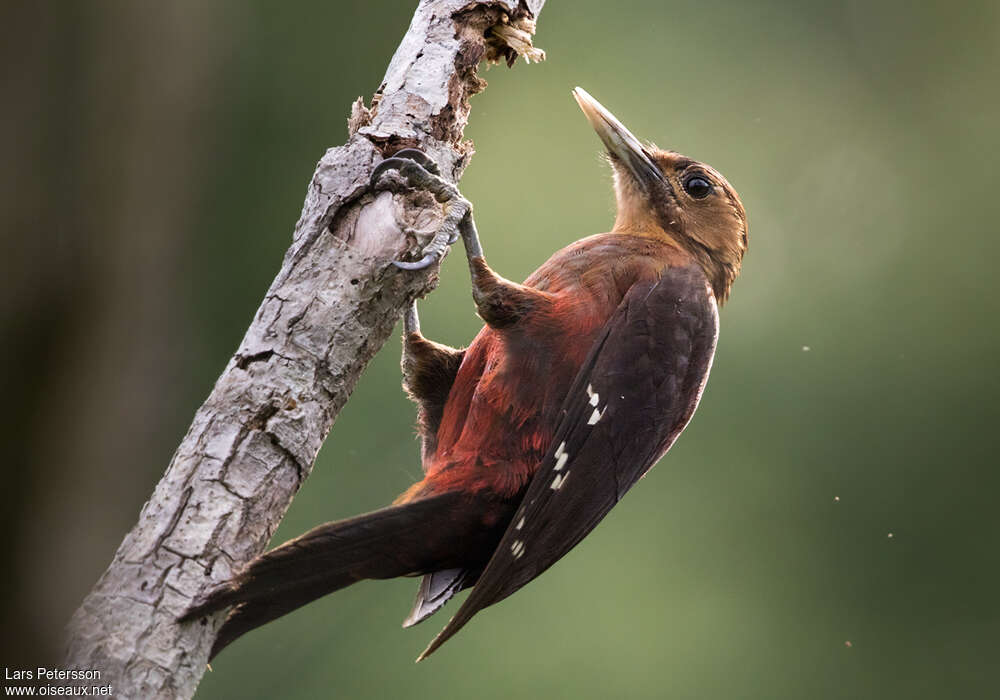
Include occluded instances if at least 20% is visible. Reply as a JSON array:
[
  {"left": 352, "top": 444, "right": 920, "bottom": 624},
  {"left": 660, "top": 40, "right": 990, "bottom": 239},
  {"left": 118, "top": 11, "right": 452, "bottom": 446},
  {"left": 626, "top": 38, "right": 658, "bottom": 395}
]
[{"left": 181, "top": 88, "right": 748, "bottom": 662}]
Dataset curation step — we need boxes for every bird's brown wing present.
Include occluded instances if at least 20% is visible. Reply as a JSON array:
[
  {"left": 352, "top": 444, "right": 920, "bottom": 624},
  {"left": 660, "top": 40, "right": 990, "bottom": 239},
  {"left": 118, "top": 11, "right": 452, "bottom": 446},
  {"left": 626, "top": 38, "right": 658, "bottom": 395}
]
[{"left": 418, "top": 264, "right": 719, "bottom": 660}]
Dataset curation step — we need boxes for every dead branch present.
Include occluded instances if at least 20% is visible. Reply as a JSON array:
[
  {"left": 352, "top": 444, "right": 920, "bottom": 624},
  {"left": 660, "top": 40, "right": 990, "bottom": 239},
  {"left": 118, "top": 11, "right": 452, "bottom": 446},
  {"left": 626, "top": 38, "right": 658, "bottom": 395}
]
[{"left": 63, "top": 2, "right": 546, "bottom": 697}]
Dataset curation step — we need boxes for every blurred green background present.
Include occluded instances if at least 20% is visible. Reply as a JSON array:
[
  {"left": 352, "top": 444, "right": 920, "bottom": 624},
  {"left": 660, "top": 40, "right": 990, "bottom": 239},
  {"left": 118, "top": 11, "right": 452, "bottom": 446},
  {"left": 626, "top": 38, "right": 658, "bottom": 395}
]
[{"left": 3, "top": 0, "right": 999, "bottom": 698}]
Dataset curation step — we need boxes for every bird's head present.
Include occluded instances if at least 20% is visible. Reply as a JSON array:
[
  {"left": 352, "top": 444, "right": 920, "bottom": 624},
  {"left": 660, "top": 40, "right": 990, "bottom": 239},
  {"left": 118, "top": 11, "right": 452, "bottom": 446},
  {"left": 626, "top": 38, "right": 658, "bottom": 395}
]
[{"left": 573, "top": 87, "right": 747, "bottom": 303}]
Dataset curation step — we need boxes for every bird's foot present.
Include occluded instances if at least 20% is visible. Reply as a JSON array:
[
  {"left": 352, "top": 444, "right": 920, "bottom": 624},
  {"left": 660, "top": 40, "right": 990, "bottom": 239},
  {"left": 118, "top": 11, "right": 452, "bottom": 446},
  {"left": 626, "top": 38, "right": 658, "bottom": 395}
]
[
  {"left": 403, "top": 299, "right": 420, "bottom": 334},
  {"left": 370, "top": 149, "right": 473, "bottom": 270}
]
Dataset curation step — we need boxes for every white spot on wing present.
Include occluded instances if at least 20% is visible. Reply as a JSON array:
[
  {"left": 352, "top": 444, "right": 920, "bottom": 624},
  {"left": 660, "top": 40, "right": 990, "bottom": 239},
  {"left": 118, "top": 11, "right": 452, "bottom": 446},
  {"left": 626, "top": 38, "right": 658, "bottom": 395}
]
[
  {"left": 587, "top": 383, "right": 599, "bottom": 406},
  {"left": 550, "top": 472, "right": 570, "bottom": 490},
  {"left": 553, "top": 440, "right": 569, "bottom": 470},
  {"left": 511, "top": 540, "right": 525, "bottom": 558},
  {"left": 587, "top": 407, "right": 604, "bottom": 425},
  {"left": 515, "top": 516, "right": 525, "bottom": 530}
]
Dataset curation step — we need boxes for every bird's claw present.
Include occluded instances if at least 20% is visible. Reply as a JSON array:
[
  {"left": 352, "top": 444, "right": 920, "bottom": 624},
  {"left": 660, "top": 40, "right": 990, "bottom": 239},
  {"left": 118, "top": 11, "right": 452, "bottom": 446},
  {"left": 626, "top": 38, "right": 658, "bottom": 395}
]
[
  {"left": 393, "top": 252, "right": 441, "bottom": 271},
  {"left": 370, "top": 148, "right": 470, "bottom": 271},
  {"left": 384, "top": 148, "right": 440, "bottom": 176}
]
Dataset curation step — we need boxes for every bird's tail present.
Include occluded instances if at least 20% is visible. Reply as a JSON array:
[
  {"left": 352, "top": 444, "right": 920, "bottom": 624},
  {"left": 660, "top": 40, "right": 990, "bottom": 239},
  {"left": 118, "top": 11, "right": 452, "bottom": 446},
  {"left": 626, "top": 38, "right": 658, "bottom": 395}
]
[{"left": 180, "top": 491, "right": 471, "bottom": 659}]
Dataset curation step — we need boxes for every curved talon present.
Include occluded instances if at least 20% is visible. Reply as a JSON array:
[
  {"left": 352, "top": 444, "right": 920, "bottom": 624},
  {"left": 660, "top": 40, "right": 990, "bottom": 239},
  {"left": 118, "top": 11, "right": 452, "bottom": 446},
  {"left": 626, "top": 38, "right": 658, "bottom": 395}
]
[
  {"left": 393, "top": 254, "right": 438, "bottom": 271},
  {"left": 370, "top": 157, "right": 419, "bottom": 190},
  {"left": 374, "top": 148, "right": 467, "bottom": 273},
  {"left": 371, "top": 149, "right": 443, "bottom": 191},
  {"left": 389, "top": 148, "right": 440, "bottom": 175}
]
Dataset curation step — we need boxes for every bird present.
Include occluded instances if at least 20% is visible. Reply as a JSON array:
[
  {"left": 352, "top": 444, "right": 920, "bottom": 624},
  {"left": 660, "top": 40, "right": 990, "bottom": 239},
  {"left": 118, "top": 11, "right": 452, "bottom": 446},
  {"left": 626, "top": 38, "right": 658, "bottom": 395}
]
[{"left": 180, "top": 87, "right": 748, "bottom": 662}]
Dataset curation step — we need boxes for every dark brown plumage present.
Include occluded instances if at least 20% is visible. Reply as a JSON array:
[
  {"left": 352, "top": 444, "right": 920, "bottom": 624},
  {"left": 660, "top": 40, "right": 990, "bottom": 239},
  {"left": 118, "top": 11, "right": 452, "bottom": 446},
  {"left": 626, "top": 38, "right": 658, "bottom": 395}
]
[{"left": 180, "top": 88, "right": 748, "bottom": 662}]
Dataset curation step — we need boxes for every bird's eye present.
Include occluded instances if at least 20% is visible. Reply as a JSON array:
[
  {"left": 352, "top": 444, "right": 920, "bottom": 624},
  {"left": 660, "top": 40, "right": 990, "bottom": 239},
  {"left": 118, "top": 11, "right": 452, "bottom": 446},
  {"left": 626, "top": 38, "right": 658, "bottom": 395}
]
[{"left": 683, "top": 175, "right": 713, "bottom": 199}]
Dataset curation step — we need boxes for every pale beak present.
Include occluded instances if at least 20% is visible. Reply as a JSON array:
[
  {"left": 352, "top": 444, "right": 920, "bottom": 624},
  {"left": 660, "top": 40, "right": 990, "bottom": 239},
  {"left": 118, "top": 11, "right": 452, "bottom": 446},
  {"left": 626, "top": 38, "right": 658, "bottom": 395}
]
[{"left": 572, "top": 87, "right": 665, "bottom": 194}]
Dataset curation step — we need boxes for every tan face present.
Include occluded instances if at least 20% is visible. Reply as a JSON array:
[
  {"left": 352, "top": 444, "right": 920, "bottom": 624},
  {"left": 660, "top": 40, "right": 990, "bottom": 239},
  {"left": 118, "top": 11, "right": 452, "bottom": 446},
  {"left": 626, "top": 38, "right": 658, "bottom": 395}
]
[
  {"left": 647, "top": 150, "right": 747, "bottom": 272},
  {"left": 573, "top": 87, "right": 747, "bottom": 300}
]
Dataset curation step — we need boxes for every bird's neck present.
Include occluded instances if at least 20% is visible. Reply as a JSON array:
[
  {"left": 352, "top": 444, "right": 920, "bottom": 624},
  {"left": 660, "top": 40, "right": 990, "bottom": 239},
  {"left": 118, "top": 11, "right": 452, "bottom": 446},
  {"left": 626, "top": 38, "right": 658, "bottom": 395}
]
[{"left": 612, "top": 218, "right": 737, "bottom": 305}]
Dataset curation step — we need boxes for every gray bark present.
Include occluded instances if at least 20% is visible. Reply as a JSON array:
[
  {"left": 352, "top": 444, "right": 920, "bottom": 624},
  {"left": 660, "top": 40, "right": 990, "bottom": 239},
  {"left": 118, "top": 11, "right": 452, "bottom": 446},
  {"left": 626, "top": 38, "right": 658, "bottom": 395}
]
[{"left": 63, "top": 2, "right": 546, "bottom": 697}]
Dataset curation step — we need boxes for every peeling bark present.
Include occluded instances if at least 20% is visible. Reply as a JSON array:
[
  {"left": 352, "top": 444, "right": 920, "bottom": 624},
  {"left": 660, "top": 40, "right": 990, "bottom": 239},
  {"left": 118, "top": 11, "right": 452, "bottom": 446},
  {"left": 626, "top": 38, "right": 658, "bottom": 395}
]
[{"left": 63, "top": 2, "right": 546, "bottom": 697}]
